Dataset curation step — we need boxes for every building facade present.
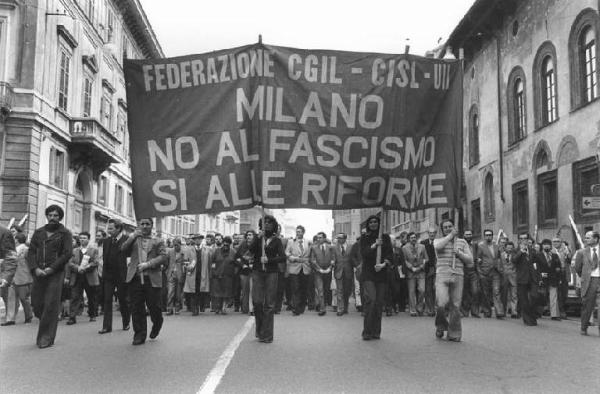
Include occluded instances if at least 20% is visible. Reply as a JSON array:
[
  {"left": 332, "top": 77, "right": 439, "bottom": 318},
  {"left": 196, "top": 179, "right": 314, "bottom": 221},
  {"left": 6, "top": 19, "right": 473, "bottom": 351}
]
[{"left": 448, "top": 0, "right": 600, "bottom": 244}]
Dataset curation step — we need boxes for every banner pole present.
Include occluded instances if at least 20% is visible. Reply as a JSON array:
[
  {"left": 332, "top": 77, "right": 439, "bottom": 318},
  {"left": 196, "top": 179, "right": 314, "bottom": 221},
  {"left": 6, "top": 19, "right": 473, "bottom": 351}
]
[
  {"left": 568, "top": 214, "right": 584, "bottom": 249},
  {"left": 376, "top": 207, "right": 385, "bottom": 265},
  {"left": 261, "top": 205, "right": 266, "bottom": 271}
]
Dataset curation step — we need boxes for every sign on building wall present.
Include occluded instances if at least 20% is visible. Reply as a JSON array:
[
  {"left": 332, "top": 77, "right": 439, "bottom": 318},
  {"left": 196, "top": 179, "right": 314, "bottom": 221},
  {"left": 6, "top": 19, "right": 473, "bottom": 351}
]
[{"left": 124, "top": 43, "right": 463, "bottom": 218}]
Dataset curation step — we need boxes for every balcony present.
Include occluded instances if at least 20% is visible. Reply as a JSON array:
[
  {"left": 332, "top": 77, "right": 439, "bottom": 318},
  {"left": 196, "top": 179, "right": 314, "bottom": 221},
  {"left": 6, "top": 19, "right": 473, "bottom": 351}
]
[
  {"left": 0, "top": 81, "right": 14, "bottom": 121},
  {"left": 69, "top": 117, "right": 121, "bottom": 176}
]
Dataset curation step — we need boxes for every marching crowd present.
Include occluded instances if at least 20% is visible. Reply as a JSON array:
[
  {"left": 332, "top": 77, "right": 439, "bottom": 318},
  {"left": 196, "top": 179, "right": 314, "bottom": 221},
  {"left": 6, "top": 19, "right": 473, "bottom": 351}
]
[{"left": 1, "top": 206, "right": 599, "bottom": 349}]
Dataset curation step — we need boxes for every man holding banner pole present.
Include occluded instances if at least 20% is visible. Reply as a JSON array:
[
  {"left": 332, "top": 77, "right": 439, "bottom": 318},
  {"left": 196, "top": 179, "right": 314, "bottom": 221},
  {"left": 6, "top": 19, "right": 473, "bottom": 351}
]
[
  {"left": 252, "top": 215, "right": 285, "bottom": 343},
  {"left": 359, "top": 214, "right": 392, "bottom": 340}
]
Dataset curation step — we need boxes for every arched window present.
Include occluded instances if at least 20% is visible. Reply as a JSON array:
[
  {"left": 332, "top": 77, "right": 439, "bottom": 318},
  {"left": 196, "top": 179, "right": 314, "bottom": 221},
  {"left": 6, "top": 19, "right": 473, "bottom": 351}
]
[
  {"left": 542, "top": 56, "right": 558, "bottom": 124},
  {"left": 568, "top": 8, "right": 600, "bottom": 109},
  {"left": 581, "top": 27, "right": 598, "bottom": 102},
  {"left": 535, "top": 149, "right": 549, "bottom": 169},
  {"left": 484, "top": 173, "right": 495, "bottom": 222},
  {"left": 507, "top": 66, "right": 527, "bottom": 144},
  {"left": 533, "top": 42, "right": 559, "bottom": 128},
  {"left": 469, "top": 105, "right": 479, "bottom": 167}
]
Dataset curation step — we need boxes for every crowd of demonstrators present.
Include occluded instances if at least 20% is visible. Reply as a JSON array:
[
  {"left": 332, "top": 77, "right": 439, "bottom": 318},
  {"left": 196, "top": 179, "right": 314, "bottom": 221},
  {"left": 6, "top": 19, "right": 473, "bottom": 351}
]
[{"left": 2, "top": 205, "right": 600, "bottom": 349}]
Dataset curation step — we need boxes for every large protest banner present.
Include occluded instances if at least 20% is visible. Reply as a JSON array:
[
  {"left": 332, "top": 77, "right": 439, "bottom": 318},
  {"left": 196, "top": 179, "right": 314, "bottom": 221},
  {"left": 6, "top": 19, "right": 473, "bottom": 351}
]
[{"left": 124, "top": 43, "right": 463, "bottom": 218}]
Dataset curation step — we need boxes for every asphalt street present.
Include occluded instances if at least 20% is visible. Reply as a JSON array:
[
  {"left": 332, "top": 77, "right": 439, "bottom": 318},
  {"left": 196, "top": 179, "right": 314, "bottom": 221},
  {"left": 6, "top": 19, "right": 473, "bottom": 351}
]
[{"left": 1, "top": 308, "right": 599, "bottom": 394}]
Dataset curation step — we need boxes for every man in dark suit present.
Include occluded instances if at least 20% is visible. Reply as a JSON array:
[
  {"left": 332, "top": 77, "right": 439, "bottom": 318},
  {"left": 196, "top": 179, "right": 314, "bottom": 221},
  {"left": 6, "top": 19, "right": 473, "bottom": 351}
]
[
  {"left": 66, "top": 231, "right": 100, "bottom": 324},
  {"left": 421, "top": 228, "right": 437, "bottom": 316},
  {"left": 574, "top": 231, "right": 600, "bottom": 336},
  {"left": 99, "top": 219, "right": 130, "bottom": 334},
  {"left": 310, "top": 232, "right": 334, "bottom": 316},
  {"left": 332, "top": 232, "right": 354, "bottom": 316},
  {"left": 513, "top": 233, "right": 539, "bottom": 326},
  {"left": 121, "top": 218, "right": 167, "bottom": 345},
  {"left": 535, "top": 239, "right": 562, "bottom": 320}
]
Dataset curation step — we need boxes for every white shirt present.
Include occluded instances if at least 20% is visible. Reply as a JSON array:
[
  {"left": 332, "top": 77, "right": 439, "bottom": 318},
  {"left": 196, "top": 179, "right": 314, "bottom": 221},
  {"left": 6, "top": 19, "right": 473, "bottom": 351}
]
[{"left": 591, "top": 246, "right": 600, "bottom": 277}]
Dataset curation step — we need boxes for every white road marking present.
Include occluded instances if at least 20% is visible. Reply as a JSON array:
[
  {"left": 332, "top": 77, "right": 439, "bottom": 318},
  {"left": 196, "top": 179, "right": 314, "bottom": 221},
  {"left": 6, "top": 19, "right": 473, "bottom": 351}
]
[{"left": 198, "top": 317, "right": 254, "bottom": 394}]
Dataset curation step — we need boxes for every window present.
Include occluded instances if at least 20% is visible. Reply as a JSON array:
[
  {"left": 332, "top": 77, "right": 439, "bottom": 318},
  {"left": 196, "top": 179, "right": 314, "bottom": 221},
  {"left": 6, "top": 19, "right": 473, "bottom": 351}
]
[
  {"left": 537, "top": 170, "right": 557, "bottom": 227},
  {"left": 573, "top": 156, "right": 600, "bottom": 223},
  {"left": 512, "top": 180, "right": 529, "bottom": 235},
  {"left": 0, "top": 18, "right": 6, "bottom": 80},
  {"left": 484, "top": 173, "right": 495, "bottom": 223},
  {"left": 507, "top": 67, "right": 527, "bottom": 144},
  {"left": 568, "top": 9, "right": 600, "bottom": 109},
  {"left": 122, "top": 34, "right": 130, "bottom": 62},
  {"left": 57, "top": 48, "right": 71, "bottom": 112},
  {"left": 581, "top": 27, "right": 598, "bottom": 102},
  {"left": 49, "top": 148, "right": 65, "bottom": 188},
  {"left": 127, "top": 192, "right": 134, "bottom": 217},
  {"left": 533, "top": 42, "right": 559, "bottom": 129},
  {"left": 106, "top": 7, "right": 115, "bottom": 43},
  {"left": 100, "top": 86, "right": 113, "bottom": 131},
  {"left": 542, "top": 57, "right": 558, "bottom": 124},
  {"left": 97, "top": 175, "right": 108, "bottom": 206},
  {"left": 83, "top": 0, "right": 95, "bottom": 23},
  {"left": 469, "top": 105, "right": 479, "bottom": 167},
  {"left": 82, "top": 75, "right": 93, "bottom": 117},
  {"left": 114, "top": 184, "right": 124, "bottom": 213},
  {"left": 471, "top": 199, "right": 481, "bottom": 238}
]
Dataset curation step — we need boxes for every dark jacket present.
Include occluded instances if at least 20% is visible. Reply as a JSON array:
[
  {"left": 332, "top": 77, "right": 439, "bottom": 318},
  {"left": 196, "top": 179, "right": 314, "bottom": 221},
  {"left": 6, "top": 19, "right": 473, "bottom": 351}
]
[
  {"left": 420, "top": 239, "right": 436, "bottom": 275},
  {"left": 251, "top": 235, "right": 286, "bottom": 273},
  {"left": 360, "top": 232, "right": 393, "bottom": 283},
  {"left": 513, "top": 249, "right": 539, "bottom": 285},
  {"left": 102, "top": 233, "right": 128, "bottom": 283},
  {"left": 211, "top": 248, "right": 236, "bottom": 278},
  {"left": 235, "top": 240, "right": 255, "bottom": 275},
  {"left": 27, "top": 224, "right": 73, "bottom": 274},
  {"left": 534, "top": 251, "right": 562, "bottom": 287}
]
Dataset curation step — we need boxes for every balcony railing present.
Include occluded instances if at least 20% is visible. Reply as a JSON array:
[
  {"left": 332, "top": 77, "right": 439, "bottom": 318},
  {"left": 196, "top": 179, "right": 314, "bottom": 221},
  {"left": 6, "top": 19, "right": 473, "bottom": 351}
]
[
  {"left": 70, "top": 117, "right": 120, "bottom": 153},
  {"left": 69, "top": 118, "right": 121, "bottom": 171},
  {"left": 0, "top": 82, "right": 14, "bottom": 119}
]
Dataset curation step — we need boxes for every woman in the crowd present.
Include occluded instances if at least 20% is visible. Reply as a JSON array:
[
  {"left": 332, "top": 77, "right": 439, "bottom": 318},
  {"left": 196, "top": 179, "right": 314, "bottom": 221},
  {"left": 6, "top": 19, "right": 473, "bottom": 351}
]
[
  {"left": 210, "top": 236, "right": 237, "bottom": 314},
  {"left": 235, "top": 230, "right": 256, "bottom": 315}
]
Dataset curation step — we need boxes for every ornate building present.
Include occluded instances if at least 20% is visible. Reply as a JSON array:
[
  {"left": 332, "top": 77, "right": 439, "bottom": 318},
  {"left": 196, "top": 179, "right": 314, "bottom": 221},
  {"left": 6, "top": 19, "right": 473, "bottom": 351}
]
[{"left": 441, "top": 0, "right": 600, "bottom": 244}]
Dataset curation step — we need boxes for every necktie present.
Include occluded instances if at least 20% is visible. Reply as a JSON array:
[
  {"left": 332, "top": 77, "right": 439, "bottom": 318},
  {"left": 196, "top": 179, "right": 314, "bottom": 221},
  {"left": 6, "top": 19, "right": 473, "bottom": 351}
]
[
  {"left": 299, "top": 240, "right": 304, "bottom": 254},
  {"left": 341, "top": 245, "right": 345, "bottom": 256},
  {"left": 593, "top": 248, "right": 598, "bottom": 270}
]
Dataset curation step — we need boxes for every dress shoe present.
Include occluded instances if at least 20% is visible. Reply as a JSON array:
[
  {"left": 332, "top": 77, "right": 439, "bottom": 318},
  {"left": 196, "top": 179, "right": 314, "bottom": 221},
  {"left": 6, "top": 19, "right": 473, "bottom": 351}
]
[
  {"left": 410, "top": 312, "right": 418, "bottom": 317},
  {"left": 66, "top": 319, "right": 76, "bottom": 325},
  {"left": 336, "top": 312, "right": 344, "bottom": 316},
  {"left": 132, "top": 338, "right": 145, "bottom": 345},
  {"left": 447, "top": 337, "right": 461, "bottom": 342},
  {"left": 1, "top": 321, "right": 15, "bottom": 326},
  {"left": 123, "top": 324, "right": 130, "bottom": 331},
  {"left": 38, "top": 342, "right": 54, "bottom": 349},
  {"left": 525, "top": 322, "right": 538, "bottom": 326},
  {"left": 293, "top": 312, "right": 300, "bottom": 316},
  {"left": 149, "top": 325, "right": 161, "bottom": 339},
  {"left": 496, "top": 315, "right": 505, "bottom": 320},
  {"left": 332, "top": 306, "right": 338, "bottom": 312},
  {"left": 551, "top": 317, "right": 561, "bottom": 321},
  {"left": 89, "top": 317, "right": 96, "bottom": 322},
  {"left": 24, "top": 318, "right": 32, "bottom": 324},
  {"left": 318, "top": 311, "right": 326, "bottom": 316},
  {"left": 510, "top": 314, "right": 518, "bottom": 319},
  {"left": 356, "top": 306, "right": 362, "bottom": 312},
  {"left": 259, "top": 338, "right": 273, "bottom": 343},
  {"left": 372, "top": 335, "right": 380, "bottom": 340},
  {"left": 220, "top": 310, "right": 227, "bottom": 315},
  {"left": 362, "top": 335, "right": 372, "bottom": 341},
  {"left": 471, "top": 314, "right": 481, "bottom": 318},
  {"left": 435, "top": 329, "right": 444, "bottom": 339},
  {"left": 98, "top": 328, "right": 112, "bottom": 334},
  {"left": 580, "top": 329, "right": 588, "bottom": 336}
]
